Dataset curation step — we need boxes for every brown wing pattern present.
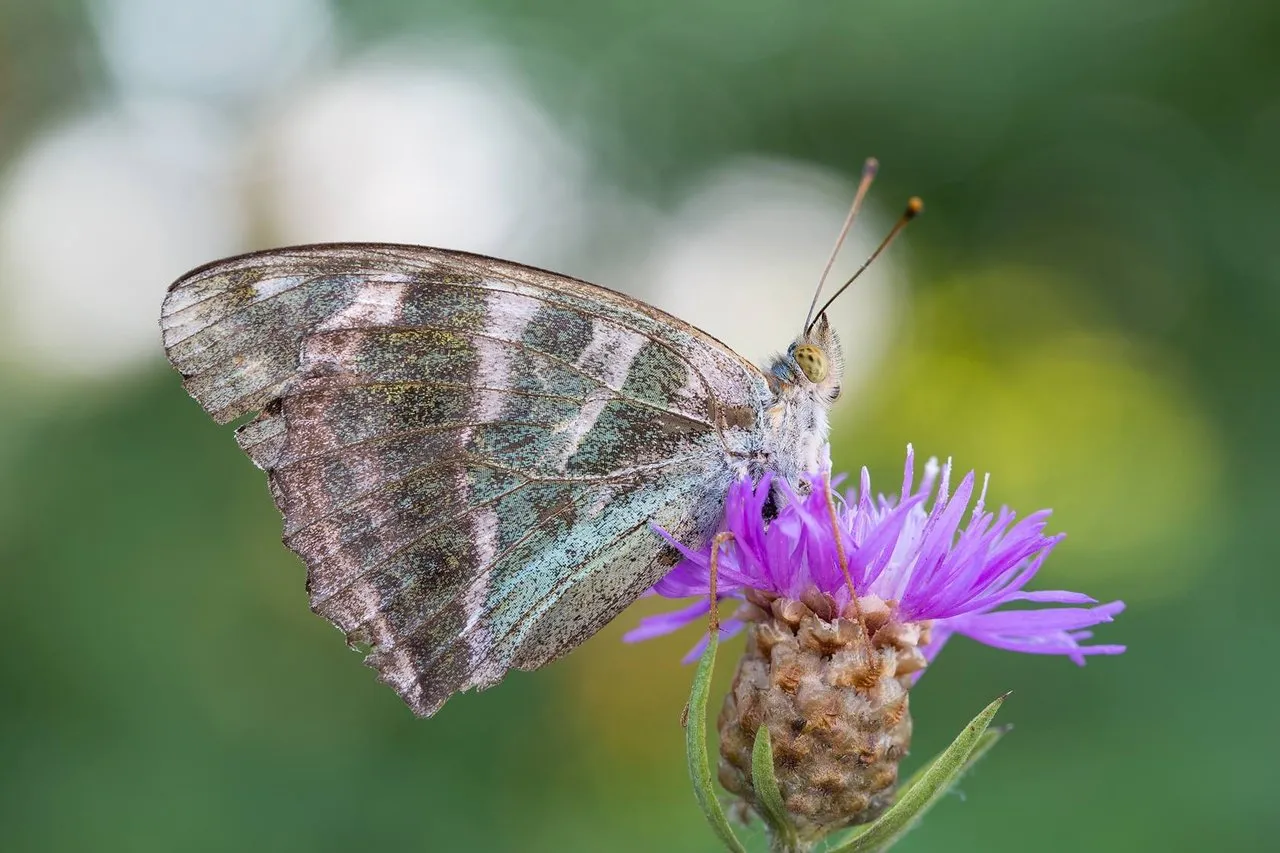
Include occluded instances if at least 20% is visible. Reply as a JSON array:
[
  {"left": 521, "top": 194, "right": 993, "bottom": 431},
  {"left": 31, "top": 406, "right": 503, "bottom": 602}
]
[{"left": 162, "top": 244, "right": 770, "bottom": 715}]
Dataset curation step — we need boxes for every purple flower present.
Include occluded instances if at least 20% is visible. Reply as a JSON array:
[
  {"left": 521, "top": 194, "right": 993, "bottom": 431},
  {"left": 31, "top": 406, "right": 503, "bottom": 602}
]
[{"left": 626, "top": 446, "right": 1125, "bottom": 668}]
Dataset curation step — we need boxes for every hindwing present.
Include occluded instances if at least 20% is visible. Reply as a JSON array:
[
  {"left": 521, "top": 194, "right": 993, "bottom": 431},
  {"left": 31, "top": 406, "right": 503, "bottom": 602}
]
[{"left": 161, "top": 244, "right": 771, "bottom": 715}]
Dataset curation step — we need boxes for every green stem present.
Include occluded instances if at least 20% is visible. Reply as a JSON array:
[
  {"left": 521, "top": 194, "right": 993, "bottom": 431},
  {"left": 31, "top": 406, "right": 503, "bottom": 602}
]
[{"left": 685, "top": 634, "right": 747, "bottom": 853}]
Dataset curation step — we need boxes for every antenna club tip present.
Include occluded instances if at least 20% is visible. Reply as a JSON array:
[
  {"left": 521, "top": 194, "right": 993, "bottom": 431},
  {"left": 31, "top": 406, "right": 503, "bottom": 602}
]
[
  {"left": 862, "top": 157, "right": 880, "bottom": 176},
  {"left": 905, "top": 196, "right": 925, "bottom": 218}
]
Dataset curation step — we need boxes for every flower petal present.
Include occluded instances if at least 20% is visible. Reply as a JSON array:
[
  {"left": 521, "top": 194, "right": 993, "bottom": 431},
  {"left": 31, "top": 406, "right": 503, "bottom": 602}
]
[
  {"left": 623, "top": 598, "right": 712, "bottom": 643},
  {"left": 629, "top": 445, "right": 1124, "bottom": 668},
  {"left": 681, "top": 620, "right": 746, "bottom": 664}
]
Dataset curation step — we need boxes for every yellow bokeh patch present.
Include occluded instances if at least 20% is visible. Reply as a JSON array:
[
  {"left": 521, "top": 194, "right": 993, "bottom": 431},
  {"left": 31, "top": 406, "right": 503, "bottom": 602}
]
[{"left": 835, "top": 267, "right": 1221, "bottom": 601}]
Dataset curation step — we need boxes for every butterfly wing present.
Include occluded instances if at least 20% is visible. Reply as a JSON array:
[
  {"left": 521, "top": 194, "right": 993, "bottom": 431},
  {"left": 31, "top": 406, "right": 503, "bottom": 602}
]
[{"left": 161, "top": 244, "right": 771, "bottom": 716}]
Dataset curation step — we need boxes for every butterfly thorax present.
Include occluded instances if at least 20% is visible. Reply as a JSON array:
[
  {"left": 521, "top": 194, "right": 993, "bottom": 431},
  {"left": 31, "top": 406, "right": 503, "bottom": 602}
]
[{"left": 757, "top": 314, "right": 845, "bottom": 484}]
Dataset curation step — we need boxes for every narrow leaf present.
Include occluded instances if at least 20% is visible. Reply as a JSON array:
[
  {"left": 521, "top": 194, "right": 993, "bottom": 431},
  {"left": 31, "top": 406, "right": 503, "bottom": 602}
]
[
  {"left": 891, "top": 723, "right": 1010, "bottom": 803},
  {"left": 830, "top": 693, "right": 1009, "bottom": 853},
  {"left": 836, "top": 725, "right": 1010, "bottom": 849},
  {"left": 685, "top": 634, "right": 747, "bottom": 853},
  {"left": 751, "top": 725, "right": 798, "bottom": 850}
]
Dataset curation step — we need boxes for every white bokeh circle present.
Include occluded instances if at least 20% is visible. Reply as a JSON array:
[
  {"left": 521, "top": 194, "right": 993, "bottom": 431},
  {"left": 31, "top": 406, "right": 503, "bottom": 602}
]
[
  {"left": 0, "top": 100, "right": 244, "bottom": 377},
  {"left": 253, "top": 46, "right": 590, "bottom": 271}
]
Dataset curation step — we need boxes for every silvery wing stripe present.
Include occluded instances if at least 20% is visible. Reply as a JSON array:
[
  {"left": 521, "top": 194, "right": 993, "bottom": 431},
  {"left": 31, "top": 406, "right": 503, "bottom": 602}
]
[
  {"left": 316, "top": 279, "right": 409, "bottom": 331},
  {"left": 545, "top": 320, "right": 647, "bottom": 471},
  {"left": 469, "top": 290, "right": 541, "bottom": 422},
  {"left": 460, "top": 290, "right": 542, "bottom": 640},
  {"left": 575, "top": 318, "right": 649, "bottom": 390}
]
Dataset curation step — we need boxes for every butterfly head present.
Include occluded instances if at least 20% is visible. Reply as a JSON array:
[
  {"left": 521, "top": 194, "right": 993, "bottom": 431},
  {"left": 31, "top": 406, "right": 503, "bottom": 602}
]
[
  {"left": 771, "top": 312, "right": 844, "bottom": 405},
  {"left": 780, "top": 165, "right": 919, "bottom": 412}
]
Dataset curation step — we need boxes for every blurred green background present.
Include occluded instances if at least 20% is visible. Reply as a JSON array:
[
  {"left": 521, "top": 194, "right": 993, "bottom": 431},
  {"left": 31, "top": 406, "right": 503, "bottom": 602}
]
[{"left": 1, "top": 1, "right": 1275, "bottom": 851}]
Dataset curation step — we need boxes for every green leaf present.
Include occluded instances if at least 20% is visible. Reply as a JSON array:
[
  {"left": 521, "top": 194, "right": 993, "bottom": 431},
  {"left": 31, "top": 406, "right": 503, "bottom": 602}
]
[
  {"left": 685, "top": 634, "right": 747, "bottom": 853},
  {"left": 751, "top": 725, "right": 798, "bottom": 850},
  {"left": 828, "top": 693, "right": 1010, "bottom": 853},
  {"left": 892, "top": 723, "right": 1011, "bottom": 804}
]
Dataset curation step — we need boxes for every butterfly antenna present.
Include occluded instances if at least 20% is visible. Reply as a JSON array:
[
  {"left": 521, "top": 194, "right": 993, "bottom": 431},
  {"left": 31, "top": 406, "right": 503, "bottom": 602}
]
[
  {"left": 803, "top": 157, "right": 879, "bottom": 335},
  {"left": 806, "top": 196, "right": 924, "bottom": 336}
]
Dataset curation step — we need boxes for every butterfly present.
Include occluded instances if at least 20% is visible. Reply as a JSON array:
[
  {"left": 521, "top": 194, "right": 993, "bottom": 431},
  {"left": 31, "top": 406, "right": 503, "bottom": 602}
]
[{"left": 160, "top": 167, "right": 918, "bottom": 717}]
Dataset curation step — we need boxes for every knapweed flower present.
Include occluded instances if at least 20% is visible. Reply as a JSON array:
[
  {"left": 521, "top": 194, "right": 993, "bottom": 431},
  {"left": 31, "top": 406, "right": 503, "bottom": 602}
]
[{"left": 627, "top": 446, "right": 1124, "bottom": 843}]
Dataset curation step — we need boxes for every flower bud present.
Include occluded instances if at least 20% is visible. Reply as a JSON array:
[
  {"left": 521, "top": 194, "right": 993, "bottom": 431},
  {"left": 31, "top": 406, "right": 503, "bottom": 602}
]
[{"left": 716, "top": 590, "right": 931, "bottom": 843}]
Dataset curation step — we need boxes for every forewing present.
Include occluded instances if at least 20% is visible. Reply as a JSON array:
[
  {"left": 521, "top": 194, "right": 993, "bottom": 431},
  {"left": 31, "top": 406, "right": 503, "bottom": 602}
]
[{"left": 161, "top": 244, "right": 771, "bottom": 716}]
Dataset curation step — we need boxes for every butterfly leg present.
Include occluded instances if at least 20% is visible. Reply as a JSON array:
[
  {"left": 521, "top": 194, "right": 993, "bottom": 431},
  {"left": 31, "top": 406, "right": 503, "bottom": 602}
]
[
  {"left": 821, "top": 475, "right": 876, "bottom": 660},
  {"left": 706, "top": 531, "right": 735, "bottom": 634}
]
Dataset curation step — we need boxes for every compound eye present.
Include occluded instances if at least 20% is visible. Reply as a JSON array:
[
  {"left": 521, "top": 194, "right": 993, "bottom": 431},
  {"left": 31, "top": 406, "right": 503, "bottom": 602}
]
[{"left": 793, "top": 344, "right": 828, "bottom": 383}]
